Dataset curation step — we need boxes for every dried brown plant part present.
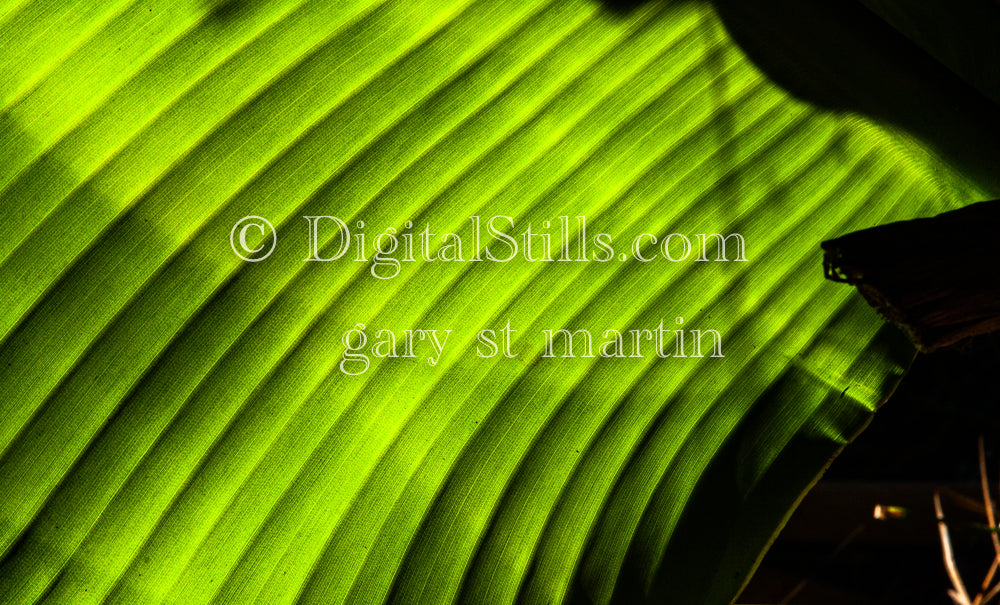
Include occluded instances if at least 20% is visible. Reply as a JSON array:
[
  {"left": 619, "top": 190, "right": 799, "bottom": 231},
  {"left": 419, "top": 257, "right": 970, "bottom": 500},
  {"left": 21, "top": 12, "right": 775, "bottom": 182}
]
[
  {"left": 975, "top": 559, "right": 1000, "bottom": 605},
  {"left": 974, "top": 437, "right": 1000, "bottom": 605},
  {"left": 936, "top": 489, "right": 973, "bottom": 605},
  {"left": 935, "top": 441, "right": 1000, "bottom": 605},
  {"left": 983, "top": 579, "right": 1000, "bottom": 605},
  {"left": 821, "top": 199, "right": 1000, "bottom": 352}
]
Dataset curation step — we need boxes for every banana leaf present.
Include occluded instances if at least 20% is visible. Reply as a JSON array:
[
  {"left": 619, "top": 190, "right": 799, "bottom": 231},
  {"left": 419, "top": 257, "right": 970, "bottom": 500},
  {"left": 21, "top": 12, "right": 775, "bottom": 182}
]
[{"left": 0, "top": 0, "right": 994, "bottom": 603}]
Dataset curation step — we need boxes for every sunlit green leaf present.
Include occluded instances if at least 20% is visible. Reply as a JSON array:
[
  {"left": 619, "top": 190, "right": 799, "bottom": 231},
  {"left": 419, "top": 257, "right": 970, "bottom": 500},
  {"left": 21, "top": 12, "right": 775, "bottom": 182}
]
[{"left": 0, "top": 1, "right": 988, "bottom": 603}]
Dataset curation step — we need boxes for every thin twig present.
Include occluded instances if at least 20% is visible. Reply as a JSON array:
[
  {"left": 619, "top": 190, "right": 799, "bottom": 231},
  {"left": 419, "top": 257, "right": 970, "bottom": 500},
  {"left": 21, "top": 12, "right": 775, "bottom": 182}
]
[
  {"left": 973, "top": 437, "right": 1000, "bottom": 605},
  {"left": 937, "top": 490, "right": 973, "bottom": 605},
  {"left": 974, "top": 558, "right": 1000, "bottom": 605},
  {"left": 979, "top": 437, "right": 1000, "bottom": 558},
  {"left": 983, "top": 578, "right": 1000, "bottom": 605}
]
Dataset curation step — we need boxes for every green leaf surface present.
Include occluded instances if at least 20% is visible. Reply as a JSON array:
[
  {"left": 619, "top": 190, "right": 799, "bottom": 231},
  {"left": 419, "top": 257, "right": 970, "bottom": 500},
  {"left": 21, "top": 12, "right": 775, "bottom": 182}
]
[{"left": 0, "top": 1, "right": 984, "bottom": 603}]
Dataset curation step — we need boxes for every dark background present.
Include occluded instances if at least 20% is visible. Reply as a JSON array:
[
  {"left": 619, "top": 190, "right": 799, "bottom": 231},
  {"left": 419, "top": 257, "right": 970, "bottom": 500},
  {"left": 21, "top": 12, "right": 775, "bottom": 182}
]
[{"left": 740, "top": 333, "right": 1000, "bottom": 604}]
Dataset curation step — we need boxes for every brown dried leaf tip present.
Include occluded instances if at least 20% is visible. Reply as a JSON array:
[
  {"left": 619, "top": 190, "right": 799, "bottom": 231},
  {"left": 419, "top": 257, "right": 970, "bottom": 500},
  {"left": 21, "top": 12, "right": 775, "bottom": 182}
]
[{"left": 822, "top": 199, "right": 1000, "bottom": 353}]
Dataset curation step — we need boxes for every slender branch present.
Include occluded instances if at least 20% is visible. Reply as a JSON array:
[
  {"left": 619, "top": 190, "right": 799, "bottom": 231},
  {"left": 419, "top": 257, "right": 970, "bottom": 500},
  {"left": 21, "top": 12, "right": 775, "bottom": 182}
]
[
  {"left": 983, "top": 579, "right": 1000, "bottom": 605},
  {"left": 972, "top": 437, "right": 1000, "bottom": 605},
  {"left": 979, "top": 437, "right": 1000, "bottom": 558},
  {"left": 937, "top": 490, "right": 973, "bottom": 605},
  {"left": 974, "top": 558, "right": 1000, "bottom": 605}
]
